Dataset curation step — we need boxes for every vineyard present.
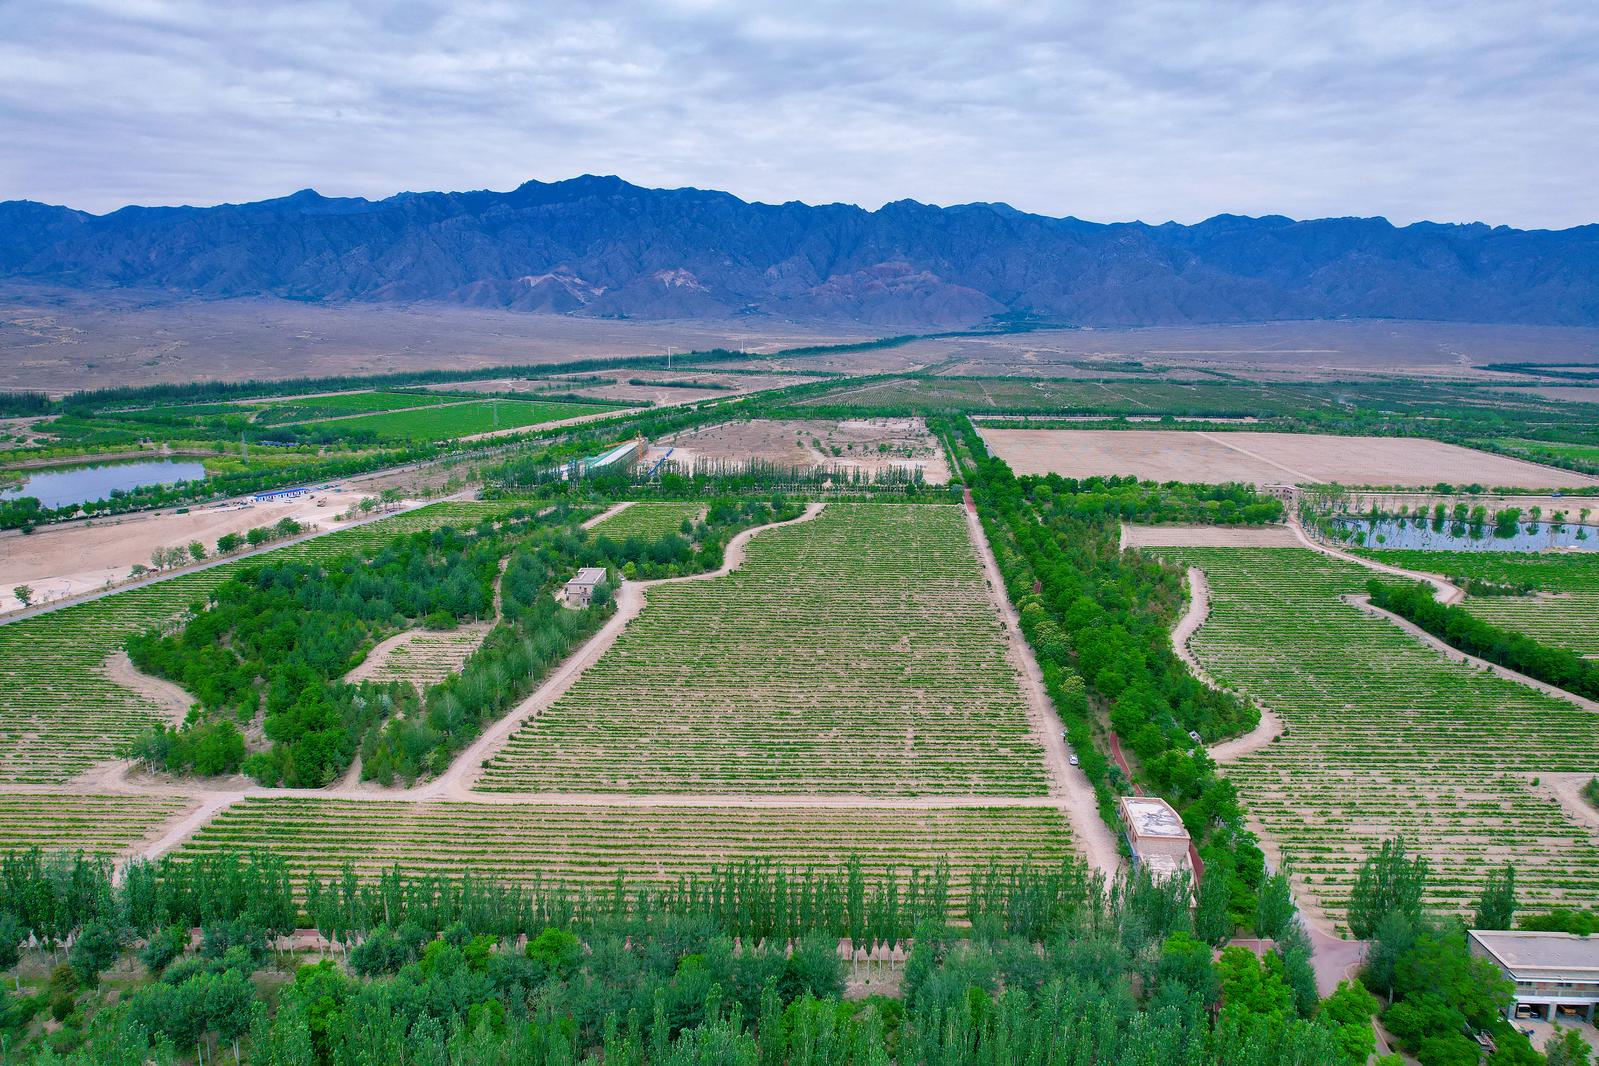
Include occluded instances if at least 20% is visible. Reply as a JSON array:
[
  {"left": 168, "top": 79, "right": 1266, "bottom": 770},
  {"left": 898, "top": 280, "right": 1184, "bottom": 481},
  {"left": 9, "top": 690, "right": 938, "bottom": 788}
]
[
  {"left": 172, "top": 798, "right": 1071, "bottom": 903},
  {"left": 1362, "top": 548, "right": 1599, "bottom": 655},
  {"left": 588, "top": 501, "right": 706, "bottom": 540},
  {"left": 1155, "top": 545, "right": 1599, "bottom": 927},
  {"left": 305, "top": 398, "right": 619, "bottom": 441},
  {"left": 0, "top": 792, "right": 190, "bottom": 856},
  {"left": 477, "top": 504, "right": 1049, "bottom": 795},
  {"left": 0, "top": 502, "right": 523, "bottom": 783}
]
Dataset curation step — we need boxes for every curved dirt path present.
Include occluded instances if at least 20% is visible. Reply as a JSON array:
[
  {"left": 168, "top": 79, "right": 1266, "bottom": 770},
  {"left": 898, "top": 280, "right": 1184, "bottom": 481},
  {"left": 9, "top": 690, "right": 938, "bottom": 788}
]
[
  {"left": 431, "top": 501, "right": 826, "bottom": 797},
  {"left": 1540, "top": 772, "right": 1599, "bottom": 833},
  {"left": 101, "top": 651, "right": 195, "bottom": 727},
  {"left": 963, "top": 503, "right": 1123, "bottom": 879},
  {"left": 1173, "top": 568, "right": 1286, "bottom": 761},
  {"left": 32, "top": 501, "right": 1087, "bottom": 878},
  {"left": 1288, "top": 506, "right": 1465, "bottom": 604},
  {"left": 1344, "top": 593, "right": 1599, "bottom": 712}
]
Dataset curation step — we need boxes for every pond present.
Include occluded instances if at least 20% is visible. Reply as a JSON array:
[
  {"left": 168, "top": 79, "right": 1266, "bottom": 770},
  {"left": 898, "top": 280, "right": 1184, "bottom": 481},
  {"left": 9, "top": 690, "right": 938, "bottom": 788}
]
[
  {"left": 1333, "top": 517, "right": 1599, "bottom": 552},
  {"left": 0, "top": 459, "right": 208, "bottom": 510}
]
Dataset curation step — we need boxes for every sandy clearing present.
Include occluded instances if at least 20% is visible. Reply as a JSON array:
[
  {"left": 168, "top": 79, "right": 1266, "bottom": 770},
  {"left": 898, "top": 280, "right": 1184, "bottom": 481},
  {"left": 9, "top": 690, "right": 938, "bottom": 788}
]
[
  {"left": 1538, "top": 772, "right": 1599, "bottom": 834},
  {"left": 1122, "top": 523, "right": 1300, "bottom": 548},
  {"left": 979, "top": 428, "right": 1598, "bottom": 489},
  {"left": 657, "top": 417, "right": 951, "bottom": 484},
  {"left": 0, "top": 486, "right": 374, "bottom": 612},
  {"left": 964, "top": 498, "right": 1122, "bottom": 879}
]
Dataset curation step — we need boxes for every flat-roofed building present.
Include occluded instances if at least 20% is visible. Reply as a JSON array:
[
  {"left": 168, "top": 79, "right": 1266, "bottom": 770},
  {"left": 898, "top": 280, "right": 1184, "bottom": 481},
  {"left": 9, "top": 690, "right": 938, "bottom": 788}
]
[
  {"left": 1469, "top": 929, "right": 1599, "bottom": 1024},
  {"left": 1118, "top": 795, "right": 1194, "bottom": 885},
  {"left": 563, "top": 567, "right": 609, "bottom": 607}
]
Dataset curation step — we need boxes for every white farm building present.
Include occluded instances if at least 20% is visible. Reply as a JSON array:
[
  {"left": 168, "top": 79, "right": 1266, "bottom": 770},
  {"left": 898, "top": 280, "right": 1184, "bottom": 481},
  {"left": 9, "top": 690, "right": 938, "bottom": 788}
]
[
  {"left": 1118, "top": 795, "right": 1194, "bottom": 885},
  {"left": 563, "top": 567, "right": 609, "bottom": 607}
]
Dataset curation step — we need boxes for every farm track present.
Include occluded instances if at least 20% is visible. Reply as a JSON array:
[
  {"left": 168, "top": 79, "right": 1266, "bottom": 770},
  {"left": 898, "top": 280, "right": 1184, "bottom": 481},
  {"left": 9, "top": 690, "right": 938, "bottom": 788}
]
[
  {"left": 2, "top": 499, "right": 1084, "bottom": 902},
  {"left": 1345, "top": 593, "right": 1599, "bottom": 713},
  {"left": 965, "top": 502, "right": 1122, "bottom": 878},
  {"left": 1173, "top": 568, "right": 1285, "bottom": 761},
  {"left": 1287, "top": 505, "right": 1466, "bottom": 604},
  {"left": 1156, "top": 544, "right": 1599, "bottom": 931}
]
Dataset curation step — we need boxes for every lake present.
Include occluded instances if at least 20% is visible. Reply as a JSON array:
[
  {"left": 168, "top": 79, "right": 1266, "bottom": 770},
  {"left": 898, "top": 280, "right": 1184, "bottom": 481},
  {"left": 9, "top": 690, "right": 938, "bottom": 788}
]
[
  {"left": 0, "top": 459, "right": 208, "bottom": 509},
  {"left": 1333, "top": 517, "right": 1599, "bottom": 552}
]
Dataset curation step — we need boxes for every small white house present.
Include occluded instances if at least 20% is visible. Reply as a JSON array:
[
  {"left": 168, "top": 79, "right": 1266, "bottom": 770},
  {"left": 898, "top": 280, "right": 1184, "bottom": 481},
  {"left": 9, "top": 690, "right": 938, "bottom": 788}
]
[{"left": 563, "top": 567, "right": 609, "bottom": 607}]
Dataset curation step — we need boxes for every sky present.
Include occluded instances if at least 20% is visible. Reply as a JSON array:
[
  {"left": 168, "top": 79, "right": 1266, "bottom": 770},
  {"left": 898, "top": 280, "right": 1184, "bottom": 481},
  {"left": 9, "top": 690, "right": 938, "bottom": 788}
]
[{"left": 1, "top": 0, "right": 1596, "bottom": 229}]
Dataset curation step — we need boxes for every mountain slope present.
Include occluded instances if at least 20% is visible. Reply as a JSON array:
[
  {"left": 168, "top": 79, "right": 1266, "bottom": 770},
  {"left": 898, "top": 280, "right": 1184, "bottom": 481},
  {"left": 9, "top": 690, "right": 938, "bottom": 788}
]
[{"left": 2, "top": 175, "right": 1596, "bottom": 327}]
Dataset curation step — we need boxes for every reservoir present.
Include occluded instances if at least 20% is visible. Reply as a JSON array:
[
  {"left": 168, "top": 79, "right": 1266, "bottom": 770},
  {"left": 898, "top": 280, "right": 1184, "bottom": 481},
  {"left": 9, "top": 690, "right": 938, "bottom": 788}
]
[
  {"left": 0, "top": 459, "right": 208, "bottom": 509},
  {"left": 1333, "top": 516, "right": 1598, "bottom": 552}
]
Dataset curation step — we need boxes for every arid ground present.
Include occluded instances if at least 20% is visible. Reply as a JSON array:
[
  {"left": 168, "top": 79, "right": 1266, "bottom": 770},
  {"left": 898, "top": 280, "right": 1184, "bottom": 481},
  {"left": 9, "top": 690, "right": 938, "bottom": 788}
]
[
  {"left": 0, "top": 286, "right": 867, "bottom": 394},
  {"left": 979, "top": 427, "right": 1599, "bottom": 488},
  {"left": 655, "top": 417, "right": 951, "bottom": 484}
]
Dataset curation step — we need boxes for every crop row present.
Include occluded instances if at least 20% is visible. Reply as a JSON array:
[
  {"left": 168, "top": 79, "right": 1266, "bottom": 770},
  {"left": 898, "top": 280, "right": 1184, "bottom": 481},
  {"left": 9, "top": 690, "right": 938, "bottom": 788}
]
[
  {"left": 0, "top": 792, "right": 190, "bottom": 856},
  {"left": 1362, "top": 548, "right": 1599, "bottom": 655},
  {"left": 305, "top": 399, "right": 618, "bottom": 442},
  {"left": 1154, "top": 546, "right": 1599, "bottom": 928},
  {"left": 0, "top": 502, "right": 525, "bottom": 783},
  {"left": 173, "top": 798, "right": 1072, "bottom": 901},
  {"left": 589, "top": 501, "right": 706, "bottom": 541},
  {"left": 478, "top": 504, "right": 1049, "bottom": 795}
]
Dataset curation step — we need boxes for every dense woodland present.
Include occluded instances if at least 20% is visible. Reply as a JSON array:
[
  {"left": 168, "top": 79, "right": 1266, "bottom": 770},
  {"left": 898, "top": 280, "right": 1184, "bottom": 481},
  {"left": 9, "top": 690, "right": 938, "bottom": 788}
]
[{"left": 1, "top": 838, "right": 1579, "bottom": 1065}]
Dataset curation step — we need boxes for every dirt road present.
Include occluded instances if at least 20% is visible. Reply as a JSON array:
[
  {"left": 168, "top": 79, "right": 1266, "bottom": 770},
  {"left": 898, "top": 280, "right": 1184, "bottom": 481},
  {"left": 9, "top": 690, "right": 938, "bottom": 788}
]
[{"left": 963, "top": 503, "right": 1124, "bottom": 879}]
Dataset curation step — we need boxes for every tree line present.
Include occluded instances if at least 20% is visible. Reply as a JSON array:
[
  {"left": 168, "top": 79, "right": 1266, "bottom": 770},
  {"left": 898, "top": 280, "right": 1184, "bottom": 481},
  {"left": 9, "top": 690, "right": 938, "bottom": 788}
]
[
  {"left": 1367, "top": 578, "right": 1599, "bottom": 700},
  {"left": 0, "top": 845, "right": 1373, "bottom": 1066}
]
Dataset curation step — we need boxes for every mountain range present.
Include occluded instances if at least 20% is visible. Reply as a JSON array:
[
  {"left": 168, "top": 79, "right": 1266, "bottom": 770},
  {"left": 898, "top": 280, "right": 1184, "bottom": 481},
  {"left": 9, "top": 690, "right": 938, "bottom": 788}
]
[{"left": 2, "top": 175, "right": 1596, "bottom": 328}]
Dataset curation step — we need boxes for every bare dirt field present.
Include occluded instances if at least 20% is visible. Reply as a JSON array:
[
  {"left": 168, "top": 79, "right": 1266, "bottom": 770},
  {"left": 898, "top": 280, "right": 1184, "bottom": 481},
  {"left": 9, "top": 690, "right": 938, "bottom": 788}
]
[
  {"left": 655, "top": 417, "right": 950, "bottom": 484},
  {"left": 0, "top": 486, "right": 372, "bottom": 611},
  {"left": 423, "top": 369, "right": 819, "bottom": 407},
  {"left": 979, "top": 428, "right": 1599, "bottom": 489},
  {"left": 1122, "top": 524, "right": 1299, "bottom": 548},
  {"left": 888, "top": 321, "right": 1599, "bottom": 381},
  {"left": 1487, "top": 385, "right": 1599, "bottom": 405},
  {"left": 0, "top": 286, "right": 867, "bottom": 394}
]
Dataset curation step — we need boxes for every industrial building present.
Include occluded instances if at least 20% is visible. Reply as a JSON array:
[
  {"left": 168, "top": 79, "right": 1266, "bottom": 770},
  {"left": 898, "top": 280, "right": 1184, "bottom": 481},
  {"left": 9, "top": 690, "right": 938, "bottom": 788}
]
[
  {"left": 1468, "top": 929, "right": 1599, "bottom": 1024},
  {"left": 563, "top": 567, "right": 609, "bottom": 607},
  {"left": 1118, "top": 795, "right": 1194, "bottom": 885}
]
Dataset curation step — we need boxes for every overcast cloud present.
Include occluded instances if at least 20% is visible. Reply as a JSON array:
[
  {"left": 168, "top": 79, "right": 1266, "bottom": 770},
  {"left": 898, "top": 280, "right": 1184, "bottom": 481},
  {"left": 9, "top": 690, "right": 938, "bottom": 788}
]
[{"left": 1, "top": 0, "right": 1595, "bottom": 228}]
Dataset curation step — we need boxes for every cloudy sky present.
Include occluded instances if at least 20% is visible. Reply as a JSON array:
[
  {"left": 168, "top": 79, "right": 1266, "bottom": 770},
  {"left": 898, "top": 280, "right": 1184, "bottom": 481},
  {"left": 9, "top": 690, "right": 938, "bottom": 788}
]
[{"left": 2, "top": 0, "right": 1595, "bottom": 228}]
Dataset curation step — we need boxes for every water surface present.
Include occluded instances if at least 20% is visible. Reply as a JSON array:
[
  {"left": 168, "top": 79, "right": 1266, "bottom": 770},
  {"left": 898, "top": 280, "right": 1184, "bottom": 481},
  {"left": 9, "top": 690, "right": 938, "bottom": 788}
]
[{"left": 0, "top": 459, "right": 207, "bottom": 509}]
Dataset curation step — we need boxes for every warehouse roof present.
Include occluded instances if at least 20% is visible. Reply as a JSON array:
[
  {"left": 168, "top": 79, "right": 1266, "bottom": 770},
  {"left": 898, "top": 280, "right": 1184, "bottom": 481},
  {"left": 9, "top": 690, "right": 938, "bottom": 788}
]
[
  {"left": 1119, "top": 796, "right": 1189, "bottom": 842},
  {"left": 1470, "top": 930, "right": 1599, "bottom": 978}
]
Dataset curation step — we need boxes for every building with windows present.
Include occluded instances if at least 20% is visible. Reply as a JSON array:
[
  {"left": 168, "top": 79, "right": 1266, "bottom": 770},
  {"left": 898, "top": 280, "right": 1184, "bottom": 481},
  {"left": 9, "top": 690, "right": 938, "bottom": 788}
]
[
  {"left": 563, "top": 567, "right": 609, "bottom": 607},
  {"left": 1468, "top": 929, "right": 1599, "bottom": 1024}
]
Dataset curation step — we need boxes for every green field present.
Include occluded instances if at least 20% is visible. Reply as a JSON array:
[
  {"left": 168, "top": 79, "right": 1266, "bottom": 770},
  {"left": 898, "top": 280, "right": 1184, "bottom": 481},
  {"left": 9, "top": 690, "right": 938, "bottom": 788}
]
[
  {"left": 1153, "top": 546, "right": 1599, "bottom": 927},
  {"left": 307, "top": 399, "right": 619, "bottom": 441},
  {"left": 246, "top": 389, "right": 455, "bottom": 424},
  {"left": 0, "top": 793, "right": 190, "bottom": 856},
  {"left": 0, "top": 502, "right": 523, "bottom": 783},
  {"left": 173, "top": 799, "right": 1070, "bottom": 903},
  {"left": 1491, "top": 438, "right": 1599, "bottom": 465},
  {"left": 1362, "top": 548, "right": 1599, "bottom": 655},
  {"left": 478, "top": 504, "right": 1048, "bottom": 795},
  {"left": 588, "top": 501, "right": 706, "bottom": 540}
]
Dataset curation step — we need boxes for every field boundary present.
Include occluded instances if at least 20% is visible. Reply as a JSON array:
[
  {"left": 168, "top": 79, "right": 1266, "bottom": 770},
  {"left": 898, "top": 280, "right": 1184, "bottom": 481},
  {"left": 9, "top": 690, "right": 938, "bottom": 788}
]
[{"left": 1344, "top": 592, "right": 1599, "bottom": 713}]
